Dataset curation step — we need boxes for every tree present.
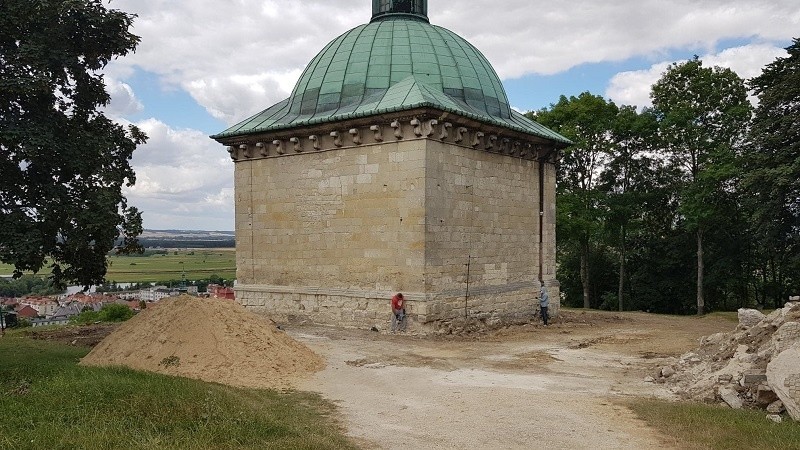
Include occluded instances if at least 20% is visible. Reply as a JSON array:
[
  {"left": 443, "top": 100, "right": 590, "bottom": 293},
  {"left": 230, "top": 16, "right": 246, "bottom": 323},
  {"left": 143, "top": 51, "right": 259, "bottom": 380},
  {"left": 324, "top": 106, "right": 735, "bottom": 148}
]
[
  {"left": 651, "top": 58, "right": 751, "bottom": 314},
  {"left": 532, "top": 93, "right": 619, "bottom": 308},
  {"left": 0, "top": 0, "right": 146, "bottom": 288},
  {"left": 599, "top": 107, "right": 659, "bottom": 311},
  {"left": 742, "top": 38, "right": 800, "bottom": 308}
]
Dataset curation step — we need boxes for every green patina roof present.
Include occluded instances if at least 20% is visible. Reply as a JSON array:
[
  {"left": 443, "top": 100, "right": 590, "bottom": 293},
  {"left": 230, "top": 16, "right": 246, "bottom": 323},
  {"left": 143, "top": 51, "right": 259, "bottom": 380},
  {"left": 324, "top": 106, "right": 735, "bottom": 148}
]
[{"left": 213, "top": 16, "right": 570, "bottom": 145}]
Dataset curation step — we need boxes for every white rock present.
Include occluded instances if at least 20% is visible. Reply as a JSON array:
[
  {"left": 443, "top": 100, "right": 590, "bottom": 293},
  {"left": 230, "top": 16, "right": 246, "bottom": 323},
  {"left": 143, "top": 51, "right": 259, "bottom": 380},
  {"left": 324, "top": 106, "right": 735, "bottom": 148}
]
[
  {"left": 644, "top": 376, "right": 655, "bottom": 383},
  {"left": 766, "top": 344, "right": 800, "bottom": 421},
  {"left": 767, "top": 400, "right": 785, "bottom": 414},
  {"left": 771, "top": 322, "right": 800, "bottom": 354},
  {"left": 719, "top": 386, "right": 744, "bottom": 409},
  {"left": 661, "top": 366, "right": 676, "bottom": 378},
  {"left": 767, "top": 414, "right": 783, "bottom": 423},
  {"left": 738, "top": 308, "right": 766, "bottom": 328}
]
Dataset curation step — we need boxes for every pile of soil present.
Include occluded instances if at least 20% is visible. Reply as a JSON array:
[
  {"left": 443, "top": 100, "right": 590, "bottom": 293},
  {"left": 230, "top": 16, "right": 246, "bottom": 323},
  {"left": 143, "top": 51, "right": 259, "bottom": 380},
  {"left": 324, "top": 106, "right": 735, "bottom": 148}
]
[{"left": 80, "top": 296, "right": 324, "bottom": 389}]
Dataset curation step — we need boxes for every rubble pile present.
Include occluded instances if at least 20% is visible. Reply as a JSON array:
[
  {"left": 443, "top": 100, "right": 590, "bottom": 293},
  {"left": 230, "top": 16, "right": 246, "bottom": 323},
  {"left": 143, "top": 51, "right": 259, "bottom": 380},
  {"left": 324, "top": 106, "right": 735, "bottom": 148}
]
[{"left": 651, "top": 302, "right": 800, "bottom": 422}]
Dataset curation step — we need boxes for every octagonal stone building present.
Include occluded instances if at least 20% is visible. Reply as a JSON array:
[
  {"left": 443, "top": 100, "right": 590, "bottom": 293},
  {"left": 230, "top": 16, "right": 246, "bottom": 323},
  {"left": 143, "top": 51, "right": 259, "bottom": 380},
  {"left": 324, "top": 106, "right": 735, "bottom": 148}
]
[{"left": 212, "top": 0, "right": 570, "bottom": 331}]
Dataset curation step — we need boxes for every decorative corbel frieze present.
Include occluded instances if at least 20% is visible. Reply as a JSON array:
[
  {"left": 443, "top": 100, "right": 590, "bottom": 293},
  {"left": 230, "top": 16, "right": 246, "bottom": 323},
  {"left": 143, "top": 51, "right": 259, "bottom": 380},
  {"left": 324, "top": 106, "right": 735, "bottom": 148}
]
[
  {"left": 520, "top": 142, "right": 531, "bottom": 158},
  {"left": 289, "top": 137, "right": 302, "bottom": 152},
  {"left": 370, "top": 125, "right": 384, "bottom": 142},
  {"left": 455, "top": 127, "right": 468, "bottom": 143},
  {"left": 423, "top": 119, "right": 438, "bottom": 138},
  {"left": 411, "top": 118, "right": 423, "bottom": 137},
  {"left": 308, "top": 135, "right": 321, "bottom": 150},
  {"left": 349, "top": 128, "right": 362, "bottom": 145},
  {"left": 240, "top": 144, "right": 252, "bottom": 159},
  {"left": 438, "top": 122, "right": 452, "bottom": 140},
  {"left": 227, "top": 146, "right": 238, "bottom": 161},
  {"left": 486, "top": 135, "right": 498, "bottom": 151},
  {"left": 501, "top": 138, "right": 511, "bottom": 154},
  {"left": 511, "top": 141, "right": 521, "bottom": 157},
  {"left": 272, "top": 140, "right": 285, "bottom": 155},
  {"left": 256, "top": 142, "right": 268, "bottom": 157},
  {"left": 330, "top": 131, "right": 343, "bottom": 147},
  {"left": 471, "top": 131, "right": 484, "bottom": 148},
  {"left": 391, "top": 120, "right": 403, "bottom": 139}
]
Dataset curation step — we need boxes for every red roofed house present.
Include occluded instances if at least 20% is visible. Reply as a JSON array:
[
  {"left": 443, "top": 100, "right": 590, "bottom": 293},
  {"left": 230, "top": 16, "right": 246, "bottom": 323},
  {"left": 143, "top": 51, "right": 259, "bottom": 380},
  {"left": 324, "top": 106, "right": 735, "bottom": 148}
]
[{"left": 16, "top": 305, "right": 38, "bottom": 319}]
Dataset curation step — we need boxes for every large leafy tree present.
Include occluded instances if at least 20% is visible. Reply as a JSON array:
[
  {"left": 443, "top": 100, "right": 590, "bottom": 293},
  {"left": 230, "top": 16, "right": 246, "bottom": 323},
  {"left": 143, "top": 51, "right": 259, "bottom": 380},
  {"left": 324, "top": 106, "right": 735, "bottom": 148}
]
[
  {"left": 532, "top": 93, "right": 619, "bottom": 308},
  {"left": 651, "top": 58, "right": 751, "bottom": 314},
  {"left": 598, "top": 106, "right": 659, "bottom": 311},
  {"left": 742, "top": 38, "right": 800, "bottom": 308},
  {"left": 0, "top": 0, "right": 146, "bottom": 288}
]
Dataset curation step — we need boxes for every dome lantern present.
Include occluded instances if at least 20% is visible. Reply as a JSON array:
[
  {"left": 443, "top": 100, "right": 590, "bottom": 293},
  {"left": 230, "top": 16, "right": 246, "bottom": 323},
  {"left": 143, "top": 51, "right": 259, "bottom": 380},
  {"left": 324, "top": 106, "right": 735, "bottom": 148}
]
[{"left": 371, "top": 0, "right": 428, "bottom": 23}]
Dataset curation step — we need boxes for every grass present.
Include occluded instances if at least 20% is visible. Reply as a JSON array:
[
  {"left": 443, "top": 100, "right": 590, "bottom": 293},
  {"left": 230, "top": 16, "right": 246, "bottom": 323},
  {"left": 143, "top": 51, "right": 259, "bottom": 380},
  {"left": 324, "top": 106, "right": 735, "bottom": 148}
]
[
  {"left": 0, "top": 249, "right": 236, "bottom": 284},
  {"left": 628, "top": 398, "right": 800, "bottom": 450},
  {"left": 0, "top": 333, "right": 356, "bottom": 450}
]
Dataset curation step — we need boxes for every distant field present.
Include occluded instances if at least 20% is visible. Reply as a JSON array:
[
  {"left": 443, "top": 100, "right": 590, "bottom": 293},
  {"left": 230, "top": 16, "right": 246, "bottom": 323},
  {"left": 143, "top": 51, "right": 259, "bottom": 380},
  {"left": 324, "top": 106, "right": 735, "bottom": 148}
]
[{"left": 0, "top": 249, "right": 236, "bottom": 284}]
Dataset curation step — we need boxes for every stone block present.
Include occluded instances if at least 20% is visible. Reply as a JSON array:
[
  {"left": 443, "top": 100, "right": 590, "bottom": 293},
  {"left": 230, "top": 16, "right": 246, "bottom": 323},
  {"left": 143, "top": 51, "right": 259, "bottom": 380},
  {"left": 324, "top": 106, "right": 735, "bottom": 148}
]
[
  {"left": 738, "top": 308, "right": 766, "bottom": 327},
  {"left": 741, "top": 372, "right": 768, "bottom": 386},
  {"left": 767, "top": 344, "right": 800, "bottom": 421},
  {"left": 719, "top": 386, "right": 743, "bottom": 409}
]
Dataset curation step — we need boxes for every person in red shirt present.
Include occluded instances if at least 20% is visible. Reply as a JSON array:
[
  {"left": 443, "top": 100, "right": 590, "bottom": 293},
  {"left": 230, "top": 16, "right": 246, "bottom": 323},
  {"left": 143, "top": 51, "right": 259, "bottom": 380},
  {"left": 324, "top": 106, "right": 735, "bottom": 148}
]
[{"left": 391, "top": 293, "right": 405, "bottom": 332}]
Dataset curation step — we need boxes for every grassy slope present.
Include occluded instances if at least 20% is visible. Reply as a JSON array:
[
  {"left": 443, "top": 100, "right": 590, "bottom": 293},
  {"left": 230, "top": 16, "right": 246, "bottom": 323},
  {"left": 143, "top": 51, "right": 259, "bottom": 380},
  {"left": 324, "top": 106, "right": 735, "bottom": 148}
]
[
  {"left": 0, "top": 250, "right": 236, "bottom": 284},
  {"left": 628, "top": 399, "right": 800, "bottom": 450},
  {"left": 0, "top": 334, "right": 355, "bottom": 450}
]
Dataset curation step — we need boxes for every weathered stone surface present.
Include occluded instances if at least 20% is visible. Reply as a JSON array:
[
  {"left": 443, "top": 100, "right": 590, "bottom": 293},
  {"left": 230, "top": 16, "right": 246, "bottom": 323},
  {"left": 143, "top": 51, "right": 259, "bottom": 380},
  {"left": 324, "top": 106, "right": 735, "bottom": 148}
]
[
  {"left": 718, "top": 374, "right": 734, "bottom": 383},
  {"left": 741, "top": 372, "right": 768, "bottom": 386},
  {"left": 661, "top": 366, "right": 676, "bottom": 378},
  {"left": 644, "top": 376, "right": 655, "bottom": 383},
  {"left": 738, "top": 308, "right": 766, "bottom": 328},
  {"left": 766, "top": 344, "right": 800, "bottom": 421},
  {"left": 719, "top": 386, "right": 743, "bottom": 409},
  {"left": 767, "top": 414, "right": 783, "bottom": 423},
  {"left": 767, "top": 400, "right": 784, "bottom": 414},
  {"left": 771, "top": 321, "right": 800, "bottom": 354}
]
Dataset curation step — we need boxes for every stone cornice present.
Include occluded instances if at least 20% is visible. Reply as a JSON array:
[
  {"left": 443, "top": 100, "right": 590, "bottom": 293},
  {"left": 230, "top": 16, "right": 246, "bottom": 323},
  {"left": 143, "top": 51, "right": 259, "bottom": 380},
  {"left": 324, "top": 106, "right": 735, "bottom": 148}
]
[{"left": 219, "top": 109, "right": 560, "bottom": 163}]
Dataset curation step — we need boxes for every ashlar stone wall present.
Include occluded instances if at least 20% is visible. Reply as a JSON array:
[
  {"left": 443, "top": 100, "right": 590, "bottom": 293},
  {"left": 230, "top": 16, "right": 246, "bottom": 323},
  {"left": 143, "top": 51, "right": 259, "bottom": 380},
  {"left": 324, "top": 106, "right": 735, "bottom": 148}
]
[{"left": 225, "top": 113, "right": 560, "bottom": 330}]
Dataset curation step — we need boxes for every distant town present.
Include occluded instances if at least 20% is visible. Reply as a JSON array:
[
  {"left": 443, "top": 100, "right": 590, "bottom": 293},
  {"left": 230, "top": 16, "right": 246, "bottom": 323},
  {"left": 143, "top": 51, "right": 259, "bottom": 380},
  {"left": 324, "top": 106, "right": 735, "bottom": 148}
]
[{"left": 1, "top": 284, "right": 234, "bottom": 329}]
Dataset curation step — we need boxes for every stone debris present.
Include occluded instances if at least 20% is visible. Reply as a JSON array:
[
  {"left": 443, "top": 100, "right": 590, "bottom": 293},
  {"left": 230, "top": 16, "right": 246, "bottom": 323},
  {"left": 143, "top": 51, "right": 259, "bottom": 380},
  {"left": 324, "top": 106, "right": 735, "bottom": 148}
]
[
  {"left": 660, "top": 302, "right": 800, "bottom": 421},
  {"left": 767, "top": 414, "right": 783, "bottom": 423}
]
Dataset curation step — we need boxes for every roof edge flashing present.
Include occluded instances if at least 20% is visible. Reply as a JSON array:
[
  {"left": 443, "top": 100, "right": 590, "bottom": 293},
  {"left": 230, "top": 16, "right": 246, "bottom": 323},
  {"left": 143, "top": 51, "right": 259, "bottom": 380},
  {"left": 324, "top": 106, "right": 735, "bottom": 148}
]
[{"left": 370, "top": 12, "right": 429, "bottom": 23}]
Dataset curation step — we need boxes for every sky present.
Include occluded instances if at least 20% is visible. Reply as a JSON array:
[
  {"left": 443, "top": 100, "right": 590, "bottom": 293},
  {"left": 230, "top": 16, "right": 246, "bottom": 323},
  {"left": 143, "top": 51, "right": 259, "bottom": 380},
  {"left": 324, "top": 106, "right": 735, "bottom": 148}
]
[{"left": 100, "top": 0, "right": 800, "bottom": 231}]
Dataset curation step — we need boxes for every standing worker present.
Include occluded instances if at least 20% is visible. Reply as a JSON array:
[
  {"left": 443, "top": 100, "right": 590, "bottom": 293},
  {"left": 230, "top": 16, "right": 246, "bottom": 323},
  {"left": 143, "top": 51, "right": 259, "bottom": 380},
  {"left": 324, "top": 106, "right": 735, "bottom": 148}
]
[
  {"left": 539, "top": 285, "right": 549, "bottom": 326},
  {"left": 391, "top": 293, "right": 406, "bottom": 332}
]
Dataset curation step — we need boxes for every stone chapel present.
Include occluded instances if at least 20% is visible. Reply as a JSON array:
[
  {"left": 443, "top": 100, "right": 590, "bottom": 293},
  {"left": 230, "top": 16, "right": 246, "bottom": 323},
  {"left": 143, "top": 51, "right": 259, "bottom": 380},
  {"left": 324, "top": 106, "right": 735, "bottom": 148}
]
[{"left": 212, "top": 0, "right": 570, "bottom": 330}]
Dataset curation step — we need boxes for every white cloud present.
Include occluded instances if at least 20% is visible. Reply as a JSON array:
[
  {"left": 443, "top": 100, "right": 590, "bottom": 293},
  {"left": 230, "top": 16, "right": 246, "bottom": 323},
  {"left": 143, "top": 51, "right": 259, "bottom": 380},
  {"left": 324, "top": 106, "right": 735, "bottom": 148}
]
[
  {"left": 606, "top": 44, "right": 790, "bottom": 108},
  {"left": 104, "top": 77, "right": 143, "bottom": 117},
  {"left": 106, "top": 0, "right": 799, "bottom": 124},
  {"left": 122, "top": 119, "right": 234, "bottom": 230}
]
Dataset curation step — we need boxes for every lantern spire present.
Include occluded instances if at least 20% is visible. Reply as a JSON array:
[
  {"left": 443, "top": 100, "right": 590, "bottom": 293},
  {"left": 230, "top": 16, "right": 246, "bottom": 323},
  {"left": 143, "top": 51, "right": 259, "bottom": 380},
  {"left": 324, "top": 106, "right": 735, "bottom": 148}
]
[{"left": 371, "top": 0, "right": 429, "bottom": 23}]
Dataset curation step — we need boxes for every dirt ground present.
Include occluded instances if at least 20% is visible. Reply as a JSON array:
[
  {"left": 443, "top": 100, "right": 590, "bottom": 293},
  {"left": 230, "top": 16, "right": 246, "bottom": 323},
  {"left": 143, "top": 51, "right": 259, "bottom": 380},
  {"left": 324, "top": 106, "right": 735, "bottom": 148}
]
[
  {"left": 29, "top": 309, "right": 737, "bottom": 449},
  {"left": 293, "top": 309, "right": 736, "bottom": 450}
]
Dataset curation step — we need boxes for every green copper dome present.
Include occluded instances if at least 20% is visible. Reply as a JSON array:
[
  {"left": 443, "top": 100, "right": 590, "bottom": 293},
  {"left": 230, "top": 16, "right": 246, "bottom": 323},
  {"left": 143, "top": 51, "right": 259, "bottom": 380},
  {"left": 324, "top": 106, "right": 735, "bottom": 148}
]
[{"left": 214, "top": 5, "right": 570, "bottom": 145}]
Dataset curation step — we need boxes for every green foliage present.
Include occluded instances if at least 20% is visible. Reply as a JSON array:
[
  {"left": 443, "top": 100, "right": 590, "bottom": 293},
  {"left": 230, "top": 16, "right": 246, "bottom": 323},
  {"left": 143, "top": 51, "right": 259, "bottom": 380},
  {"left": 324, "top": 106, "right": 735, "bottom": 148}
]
[
  {"left": 70, "top": 309, "right": 100, "bottom": 325},
  {"left": 651, "top": 57, "right": 752, "bottom": 315},
  {"left": 99, "top": 303, "right": 134, "bottom": 322},
  {"left": 71, "top": 303, "right": 133, "bottom": 324},
  {"left": 0, "top": 336, "right": 356, "bottom": 449},
  {"left": 0, "top": 0, "right": 147, "bottom": 290},
  {"left": 0, "top": 275, "right": 61, "bottom": 297},
  {"left": 741, "top": 38, "right": 800, "bottom": 309}
]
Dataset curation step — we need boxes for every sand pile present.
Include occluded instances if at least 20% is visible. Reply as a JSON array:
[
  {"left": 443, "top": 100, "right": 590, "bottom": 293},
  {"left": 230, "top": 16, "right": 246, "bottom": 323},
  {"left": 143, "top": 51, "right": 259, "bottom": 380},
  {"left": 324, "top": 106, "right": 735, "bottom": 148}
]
[
  {"left": 652, "top": 302, "right": 800, "bottom": 422},
  {"left": 80, "top": 296, "right": 324, "bottom": 389}
]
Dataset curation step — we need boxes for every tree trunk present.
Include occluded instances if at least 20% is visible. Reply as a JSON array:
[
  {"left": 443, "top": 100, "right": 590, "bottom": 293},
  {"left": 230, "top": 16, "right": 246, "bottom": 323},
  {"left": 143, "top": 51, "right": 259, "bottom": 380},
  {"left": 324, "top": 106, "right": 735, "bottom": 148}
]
[
  {"left": 696, "top": 230, "right": 704, "bottom": 315},
  {"left": 618, "top": 225, "right": 626, "bottom": 312},
  {"left": 581, "top": 240, "right": 590, "bottom": 309}
]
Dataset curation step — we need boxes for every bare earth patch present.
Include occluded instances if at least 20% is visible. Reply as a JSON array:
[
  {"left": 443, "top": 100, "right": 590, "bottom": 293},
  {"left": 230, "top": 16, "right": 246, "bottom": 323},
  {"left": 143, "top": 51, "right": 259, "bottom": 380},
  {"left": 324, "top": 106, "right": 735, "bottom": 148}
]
[{"left": 293, "top": 309, "right": 735, "bottom": 449}]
